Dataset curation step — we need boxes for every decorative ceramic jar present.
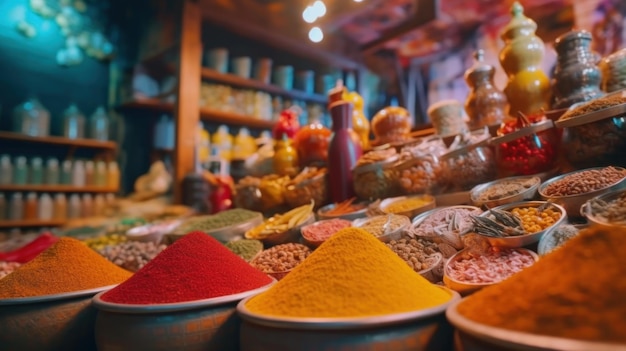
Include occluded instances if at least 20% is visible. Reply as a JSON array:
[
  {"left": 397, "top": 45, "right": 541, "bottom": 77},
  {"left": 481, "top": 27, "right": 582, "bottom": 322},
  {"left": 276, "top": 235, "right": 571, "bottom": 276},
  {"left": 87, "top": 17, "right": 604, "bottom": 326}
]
[
  {"left": 600, "top": 48, "right": 626, "bottom": 93},
  {"left": 464, "top": 50, "right": 508, "bottom": 130},
  {"left": 499, "top": 2, "right": 551, "bottom": 116},
  {"left": 552, "top": 30, "right": 604, "bottom": 109}
]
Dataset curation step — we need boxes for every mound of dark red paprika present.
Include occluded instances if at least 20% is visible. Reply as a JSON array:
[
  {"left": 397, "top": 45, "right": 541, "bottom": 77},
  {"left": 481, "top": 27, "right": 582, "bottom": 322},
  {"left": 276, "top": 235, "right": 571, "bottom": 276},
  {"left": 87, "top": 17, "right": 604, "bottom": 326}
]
[{"left": 101, "top": 231, "right": 273, "bottom": 304}]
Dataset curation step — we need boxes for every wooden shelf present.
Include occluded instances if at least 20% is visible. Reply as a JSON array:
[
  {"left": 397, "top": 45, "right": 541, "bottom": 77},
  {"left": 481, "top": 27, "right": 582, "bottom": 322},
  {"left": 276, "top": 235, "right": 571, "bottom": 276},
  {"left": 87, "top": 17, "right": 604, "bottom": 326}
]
[
  {"left": 200, "top": 108, "right": 276, "bottom": 129},
  {"left": 0, "top": 185, "right": 118, "bottom": 193},
  {"left": 116, "top": 99, "right": 175, "bottom": 113},
  {"left": 201, "top": 68, "right": 328, "bottom": 104},
  {"left": 0, "top": 219, "right": 66, "bottom": 228},
  {"left": 0, "top": 131, "right": 117, "bottom": 151}
]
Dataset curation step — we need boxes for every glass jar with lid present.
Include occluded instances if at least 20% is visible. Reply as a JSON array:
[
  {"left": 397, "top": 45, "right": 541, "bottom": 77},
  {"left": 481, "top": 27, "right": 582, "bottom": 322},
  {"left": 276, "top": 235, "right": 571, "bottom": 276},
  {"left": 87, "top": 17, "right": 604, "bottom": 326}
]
[
  {"left": 352, "top": 148, "right": 399, "bottom": 201},
  {"left": 89, "top": 106, "right": 109, "bottom": 141},
  {"left": 63, "top": 104, "right": 86, "bottom": 139},
  {"left": 441, "top": 128, "right": 496, "bottom": 192},
  {"left": 12, "top": 97, "right": 50, "bottom": 137}
]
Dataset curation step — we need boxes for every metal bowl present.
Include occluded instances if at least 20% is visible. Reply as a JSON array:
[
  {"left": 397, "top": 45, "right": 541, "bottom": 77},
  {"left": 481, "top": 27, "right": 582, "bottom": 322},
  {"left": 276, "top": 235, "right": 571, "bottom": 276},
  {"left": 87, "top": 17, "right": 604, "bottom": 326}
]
[
  {"left": 380, "top": 194, "right": 436, "bottom": 220},
  {"left": 317, "top": 202, "right": 369, "bottom": 221},
  {"left": 237, "top": 286, "right": 460, "bottom": 351},
  {"left": 300, "top": 218, "right": 352, "bottom": 249},
  {"left": 126, "top": 220, "right": 181, "bottom": 244},
  {"left": 580, "top": 188, "right": 626, "bottom": 227},
  {"left": 477, "top": 201, "right": 567, "bottom": 248},
  {"left": 537, "top": 224, "right": 588, "bottom": 256},
  {"left": 206, "top": 213, "right": 264, "bottom": 243},
  {"left": 446, "top": 298, "right": 626, "bottom": 351},
  {"left": 443, "top": 248, "right": 538, "bottom": 296},
  {"left": 353, "top": 214, "right": 411, "bottom": 243},
  {"left": 470, "top": 176, "right": 541, "bottom": 209},
  {"left": 0, "top": 285, "right": 116, "bottom": 351},
  {"left": 538, "top": 167, "right": 626, "bottom": 218},
  {"left": 92, "top": 281, "right": 274, "bottom": 351}
]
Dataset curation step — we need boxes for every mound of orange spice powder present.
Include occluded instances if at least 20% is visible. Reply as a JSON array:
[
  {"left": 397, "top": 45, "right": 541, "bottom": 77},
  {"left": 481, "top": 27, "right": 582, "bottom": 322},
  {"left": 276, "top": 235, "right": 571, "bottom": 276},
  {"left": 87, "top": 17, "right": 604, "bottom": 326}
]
[
  {"left": 457, "top": 225, "right": 626, "bottom": 343},
  {"left": 0, "top": 237, "right": 132, "bottom": 298}
]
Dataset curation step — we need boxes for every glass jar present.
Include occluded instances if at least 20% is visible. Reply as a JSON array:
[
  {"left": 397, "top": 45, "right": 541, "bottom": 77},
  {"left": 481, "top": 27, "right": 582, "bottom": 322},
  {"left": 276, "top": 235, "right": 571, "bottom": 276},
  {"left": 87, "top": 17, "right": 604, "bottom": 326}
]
[
  {"left": 393, "top": 154, "right": 445, "bottom": 195},
  {"left": 12, "top": 98, "right": 50, "bottom": 137},
  {"left": 293, "top": 120, "right": 331, "bottom": 168},
  {"left": 234, "top": 177, "right": 264, "bottom": 212},
  {"left": 441, "top": 130, "right": 496, "bottom": 192},
  {"left": 89, "top": 106, "right": 109, "bottom": 141},
  {"left": 63, "top": 104, "right": 86, "bottom": 139},
  {"left": 352, "top": 155, "right": 399, "bottom": 201},
  {"left": 491, "top": 119, "right": 559, "bottom": 177}
]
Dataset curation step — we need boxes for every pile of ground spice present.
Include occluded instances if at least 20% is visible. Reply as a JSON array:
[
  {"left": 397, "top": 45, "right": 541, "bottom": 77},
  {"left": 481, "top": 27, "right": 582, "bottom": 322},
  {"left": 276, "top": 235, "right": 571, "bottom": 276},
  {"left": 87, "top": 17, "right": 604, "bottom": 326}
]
[
  {"left": 101, "top": 232, "right": 273, "bottom": 304},
  {"left": 457, "top": 225, "right": 626, "bottom": 343},
  {"left": 560, "top": 92, "right": 626, "bottom": 120},
  {"left": 0, "top": 237, "right": 132, "bottom": 298},
  {"left": 245, "top": 227, "right": 452, "bottom": 318}
]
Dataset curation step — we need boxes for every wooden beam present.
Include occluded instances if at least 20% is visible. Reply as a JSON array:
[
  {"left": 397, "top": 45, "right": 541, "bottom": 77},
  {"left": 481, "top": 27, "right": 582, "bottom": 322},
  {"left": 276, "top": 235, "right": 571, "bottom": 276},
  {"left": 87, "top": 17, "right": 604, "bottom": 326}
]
[
  {"left": 361, "top": 0, "right": 439, "bottom": 55},
  {"left": 173, "top": 0, "right": 202, "bottom": 203}
]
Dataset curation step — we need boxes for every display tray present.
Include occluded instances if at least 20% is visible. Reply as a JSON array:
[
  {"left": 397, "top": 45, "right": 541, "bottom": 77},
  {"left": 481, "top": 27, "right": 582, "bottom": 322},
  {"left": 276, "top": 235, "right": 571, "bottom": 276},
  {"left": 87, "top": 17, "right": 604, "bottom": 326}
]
[
  {"left": 0, "top": 285, "right": 117, "bottom": 305},
  {"left": 91, "top": 280, "right": 274, "bottom": 314},
  {"left": 236, "top": 286, "right": 459, "bottom": 330},
  {"left": 555, "top": 100, "right": 626, "bottom": 128}
]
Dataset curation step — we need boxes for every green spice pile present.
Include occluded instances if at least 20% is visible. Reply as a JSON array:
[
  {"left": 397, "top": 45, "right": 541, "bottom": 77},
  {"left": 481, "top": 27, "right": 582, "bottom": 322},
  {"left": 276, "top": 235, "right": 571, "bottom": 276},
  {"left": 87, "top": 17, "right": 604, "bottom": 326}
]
[
  {"left": 225, "top": 239, "right": 263, "bottom": 262},
  {"left": 174, "top": 209, "right": 261, "bottom": 234}
]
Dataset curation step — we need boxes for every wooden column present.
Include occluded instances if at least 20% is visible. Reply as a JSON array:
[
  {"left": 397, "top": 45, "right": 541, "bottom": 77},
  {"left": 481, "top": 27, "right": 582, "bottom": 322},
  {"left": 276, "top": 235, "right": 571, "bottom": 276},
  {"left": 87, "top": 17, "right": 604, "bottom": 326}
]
[{"left": 173, "top": 0, "right": 202, "bottom": 203}]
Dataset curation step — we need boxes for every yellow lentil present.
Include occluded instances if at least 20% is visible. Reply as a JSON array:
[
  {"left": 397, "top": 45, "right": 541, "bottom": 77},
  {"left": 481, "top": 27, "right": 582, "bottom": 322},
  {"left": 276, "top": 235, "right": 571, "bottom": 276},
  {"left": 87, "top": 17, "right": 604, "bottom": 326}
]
[
  {"left": 510, "top": 206, "right": 560, "bottom": 233},
  {"left": 245, "top": 227, "right": 452, "bottom": 318},
  {"left": 384, "top": 196, "right": 432, "bottom": 214}
]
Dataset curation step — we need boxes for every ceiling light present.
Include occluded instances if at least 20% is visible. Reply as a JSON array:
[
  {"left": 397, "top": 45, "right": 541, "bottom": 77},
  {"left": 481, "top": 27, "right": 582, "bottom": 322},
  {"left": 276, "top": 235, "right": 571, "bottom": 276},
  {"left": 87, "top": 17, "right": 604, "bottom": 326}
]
[
  {"left": 302, "top": 5, "right": 317, "bottom": 23},
  {"left": 312, "top": 0, "right": 326, "bottom": 18},
  {"left": 308, "top": 27, "right": 323, "bottom": 43}
]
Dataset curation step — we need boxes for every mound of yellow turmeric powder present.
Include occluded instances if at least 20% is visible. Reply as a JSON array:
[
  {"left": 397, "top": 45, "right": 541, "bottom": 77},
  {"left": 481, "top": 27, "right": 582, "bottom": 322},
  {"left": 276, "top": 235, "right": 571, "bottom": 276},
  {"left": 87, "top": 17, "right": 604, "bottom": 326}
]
[
  {"left": 0, "top": 237, "right": 132, "bottom": 298},
  {"left": 457, "top": 225, "right": 626, "bottom": 343},
  {"left": 246, "top": 227, "right": 452, "bottom": 318}
]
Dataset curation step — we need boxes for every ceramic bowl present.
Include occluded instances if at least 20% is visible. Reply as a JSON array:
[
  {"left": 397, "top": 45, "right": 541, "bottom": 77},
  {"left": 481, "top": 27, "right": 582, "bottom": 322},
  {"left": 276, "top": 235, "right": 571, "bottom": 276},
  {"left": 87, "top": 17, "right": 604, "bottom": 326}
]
[
  {"left": 237, "top": 286, "right": 460, "bottom": 351},
  {"left": 470, "top": 176, "right": 541, "bottom": 209},
  {"left": 380, "top": 194, "right": 436, "bottom": 220},
  {"left": 477, "top": 201, "right": 567, "bottom": 249},
  {"left": 447, "top": 298, "right": 626, "bottom": 351},
  {"left": 443, "top": 248, "right": 538, "bottom": 295},
  {"left": 538, "top": 167, "right": 626, "bottom": 218},
  {"left": 317, "top": 202, "right": 369, "bottom": 221},
  {"left": 92, "top": 281, "right": 273, "bottom": 351},
  {"left": 300, "top": 218, "right": 352, "bottom": 248},
  {"left": 580, "top": 188, "right": 626, "bottom": 227},
  {"left": 0, "top": 285, "right": 116, "bottom": 351}
]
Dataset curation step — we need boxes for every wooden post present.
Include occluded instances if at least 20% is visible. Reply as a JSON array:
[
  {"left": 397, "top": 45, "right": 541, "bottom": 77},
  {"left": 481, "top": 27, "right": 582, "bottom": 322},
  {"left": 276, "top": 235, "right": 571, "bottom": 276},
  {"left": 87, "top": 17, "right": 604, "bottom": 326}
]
[{"left": 173, "top": 0, "right": 202, "bottom": 203}]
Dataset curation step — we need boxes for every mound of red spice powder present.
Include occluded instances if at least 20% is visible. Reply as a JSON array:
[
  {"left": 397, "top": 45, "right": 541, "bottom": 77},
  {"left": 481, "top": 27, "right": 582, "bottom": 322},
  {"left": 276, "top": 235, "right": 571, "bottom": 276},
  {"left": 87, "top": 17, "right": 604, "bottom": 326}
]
[{"left": 101, "top": 232, "right": 273, "bottom": 304}]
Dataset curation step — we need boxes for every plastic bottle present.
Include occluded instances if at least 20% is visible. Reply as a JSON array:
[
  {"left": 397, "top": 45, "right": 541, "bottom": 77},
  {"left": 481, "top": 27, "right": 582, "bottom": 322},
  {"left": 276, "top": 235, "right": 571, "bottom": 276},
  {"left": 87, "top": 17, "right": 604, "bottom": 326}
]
[
  {"left": 327, "top": 101, "right": 362, "bottom": 203},
  {"left": 94, "top": 194, "right": 105, "bottom": 216},
  {"left": 30, "top": 157, "right": 43, "bottom": 184},
  {"left": 95, "top": 161, "right": 107, "bottom": 187},
  {"left": 38, "top": 193, "right": 53, "bottom": 220},
  {"left": 24, "top": 192, "right": 38, "bottom": 219},
  {"left": 63, "top": 104, "right": 86, "bottom": 139},
  {"left": 0, "top": 155, "right": 12, "bottom": 185},
  {"left": 72, "top": 160, "right": 85, "bottom": 187},
  {"left": 85, "top": 160, "right": 95, "bottom": 186},
  {"left": 211, "top": 125, "right": 233, "bottom": 160},
  {"left": 61, "top": 160, "right": 73, "bottom": 185},
  {"left": 82, "top": 194, "right": 93, "bottom": 217},
  {"left": 68, "top": 194, "right": 81, "bottom": 218},
  {"left": 89, "top": 106, "right": 109, "bottom": 141},
  {"left": 0, "top": 193, "right": 6, "bottom": 220},
  {"left": 9, "top": 193, "right": 24, "bottom": 220},
  {"left": 106, "top": 161, "right": 120, "bottom": 190},
  {"left": 13, "top": 156, "right": 28, "bottom": 185},
  {"left": 53, "top": 194, "right": 67, "bottom": 220},
  {"left": 45, "top": 158, "right": 60, "bottom": 185}
]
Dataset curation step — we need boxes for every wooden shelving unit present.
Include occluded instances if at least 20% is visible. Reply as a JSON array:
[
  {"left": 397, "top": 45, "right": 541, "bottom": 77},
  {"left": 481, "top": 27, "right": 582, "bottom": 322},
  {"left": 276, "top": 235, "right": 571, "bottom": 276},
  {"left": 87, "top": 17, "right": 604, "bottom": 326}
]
[
  {"left": 0, "top": 219, "right": 66, "bottom": 228},
  {"left": 201, "top": 68, "right": 328, "bottom": 104},
  {"left": 0, "top": 131, "right": 117, "bottom": 151},
  {"left": 0, "top": 185, "right": 118, "bottom": 193}
]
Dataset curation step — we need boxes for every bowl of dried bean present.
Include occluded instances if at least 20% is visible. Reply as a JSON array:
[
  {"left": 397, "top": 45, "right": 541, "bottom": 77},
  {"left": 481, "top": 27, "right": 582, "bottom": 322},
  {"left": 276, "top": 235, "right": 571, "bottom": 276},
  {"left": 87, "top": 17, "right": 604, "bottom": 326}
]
[
  {"left": 538, "top": 166, "right": 626, "bottom": 218},
  {"left": 470, "top": 176, "right": 541, "bottom": 209},
  {"left": 317, "top": 198, "right": 369, "bottom": 221},
  {"left": 443, "top": 247, "right": 538, "bottom": 295},
  {"left": 300, "top": 218, "right": 352, "bottom": 248},
  {"left": 249, "top": 243, "right": 312, "bottom": 280},
  {"left": 386, "top": 235, "right": 445, "bottom": 283},
  {"left": 352, "top": 214, "right": 411, "bottom": 243},
  {"left": 581, "top": 188, "right": 626, "bottom": 227},
  {"left": 380, "top": 194, "right": 436, "bottom": 220},
  {"left": 473, "top": 201, "right": 567, "bottom": 249}
]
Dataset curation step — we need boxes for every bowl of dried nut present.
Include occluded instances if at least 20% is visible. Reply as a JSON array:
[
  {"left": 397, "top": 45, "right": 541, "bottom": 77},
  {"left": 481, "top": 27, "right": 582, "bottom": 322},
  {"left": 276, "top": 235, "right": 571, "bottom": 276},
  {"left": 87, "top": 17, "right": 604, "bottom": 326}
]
[
  {"left": 249, "top": 243, "right": 312, "bottom": 281},
  {"left": 473, "top": 201, "right": 567, "bottom": 249},
  {"left": 352, "top": 214, "right": 411, "bottom": 243}
]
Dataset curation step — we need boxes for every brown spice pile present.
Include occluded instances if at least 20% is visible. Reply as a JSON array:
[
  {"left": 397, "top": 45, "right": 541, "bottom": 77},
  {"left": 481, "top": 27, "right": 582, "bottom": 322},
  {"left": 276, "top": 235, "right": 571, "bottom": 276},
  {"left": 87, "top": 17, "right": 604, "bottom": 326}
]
[
  {"left": 560, "top": 93, "right": 626, "bottom": 120},
  {"left": 457, "top": 225, "right": 626, "bottom": 343}
]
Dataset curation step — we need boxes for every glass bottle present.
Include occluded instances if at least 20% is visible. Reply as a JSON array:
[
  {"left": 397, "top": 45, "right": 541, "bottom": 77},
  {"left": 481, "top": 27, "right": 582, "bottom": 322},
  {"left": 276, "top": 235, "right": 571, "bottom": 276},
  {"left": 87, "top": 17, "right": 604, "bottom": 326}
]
[
  {"left": 107, "top": 161, "right": 120, "bottom": 190},
  {"left": 30, "top": 157, "right": 43, "bottom": 185},
  {"left": 45, "top": 158, "right": 60, "bottom": 185},
  {"left": 38, "top": 193, "right": 53, "bottom": 220},
  {"left": 95, "top": 161, "right": 107, "bottom": 187},
  {"left": 61, "top": 160, "right": 73, "bottom": 185},
  {"left": 327, "top": 101, "right": 362, "bottom": 203},
  {"left": 24, "top": 192, "right": 38, "bottom": 219},
  {"left": 63, "top": 104, "right": 86, "bottom": 139},
  {"left": 9, "top": 192, "right": 24, "bottom": 220},
  {"left": 13, "top": 156, "right": 28, "bottom": 185},
  {"left": 464, "top": 49, "right": 509, "bottom": 130},
  {"left": 82, "top": 194, "right": 93, "bottom": 217},
  {"left": 12, "top": 97, "right": 50, "bottom": 137},
  {"left": 72, "top": 160, "right": 85, "bottom": 187},
  {"left": 68, "top": 194, "right": 81, "bottom": 218},
  {"left": 499, "top": 2, "right": 550, "bottom": 116},
  {"left": 0, "top": 155, "right": 12, "bottom": 185},
  {"left": 344, "top": 91, "right": 371, "bottom": 150},
  {"left": 53, "top": 194, "right": 67, "bottom": 220},
  {"left": 85, "top": 161, "right": 95, "bottom": 186},
  {"left": 94, "top": 194, "right": 105, "bottom": 216},
  {"left": 89, "top": 106, "right": 109, "bottom": 141}
]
